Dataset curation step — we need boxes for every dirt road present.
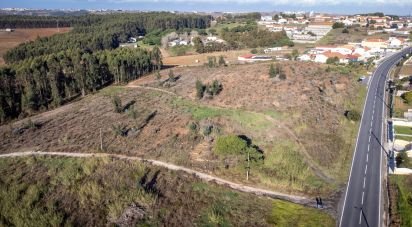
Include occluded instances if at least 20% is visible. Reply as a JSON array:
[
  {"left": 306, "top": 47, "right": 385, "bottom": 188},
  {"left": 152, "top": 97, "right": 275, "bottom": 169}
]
[{"left": 0, "top": 150, "right": 334, "bottom": 213}]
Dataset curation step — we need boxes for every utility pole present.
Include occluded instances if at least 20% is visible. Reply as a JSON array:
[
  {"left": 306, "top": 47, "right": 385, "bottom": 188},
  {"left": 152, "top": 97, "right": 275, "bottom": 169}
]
[
  {"left": 246, "top": 151, "right": 250, "bottom": 181},
  {"left": 100, "top": 128, "right": 103, "bottom": 151}
]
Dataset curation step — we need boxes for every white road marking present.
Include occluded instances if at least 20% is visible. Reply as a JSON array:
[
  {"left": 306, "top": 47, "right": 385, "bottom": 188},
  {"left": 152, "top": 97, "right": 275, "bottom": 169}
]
[
  {"left": 366, "top": 153, "right": 369, "bottom": 162},
  {"left": 359, "top": 210, "right": 362, "bottom": 225},
  {"left": 369, "top": 135, "right": 371, "bottom": 143},
  {"left": 361, "top": 191, "right": 365, "bottom": 205},
  {"left": 363, "top": 177, "right": 366, "bottom": 188},
  {"left": 367, "top": 144, "right": 370, "bottom": 152},
  {"left": 365, "top": 165, "right": 368, "bottom": 175}
]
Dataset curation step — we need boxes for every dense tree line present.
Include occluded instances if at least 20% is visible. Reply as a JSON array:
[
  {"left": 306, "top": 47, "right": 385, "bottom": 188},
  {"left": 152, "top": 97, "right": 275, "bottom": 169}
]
[
  {"left": 221, "top": 24, "right": 293, "bottom": 49},
  {"left": 193, "top": 23, "right": 292, "bottom": 53},
  {"left": 0, "top": 47, "right": 161, "bottom": 123},
  {"left": 4, "top": 12, "right": 211, "bottom": 63},
  {"left": 219, "top": 12, "right": 261, "bottom": 23},
  {"left": 0, "top": 15, "right": 83, "bottom": 28}
]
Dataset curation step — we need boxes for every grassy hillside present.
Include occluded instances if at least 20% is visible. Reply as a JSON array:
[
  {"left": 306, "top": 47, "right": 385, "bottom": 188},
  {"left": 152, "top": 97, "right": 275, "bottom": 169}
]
[
  {"left": 0, "top": 156, "right": 334, "bottom": 226},
  {"left": 0, "top": 61, "right": 366, "bottom": 198}
]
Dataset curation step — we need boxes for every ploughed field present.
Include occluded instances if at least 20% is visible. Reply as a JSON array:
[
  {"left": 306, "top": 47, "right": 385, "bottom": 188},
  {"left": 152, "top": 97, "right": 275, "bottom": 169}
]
[{"left": 0, "top": 28, "right": 71, "bottom": 65}]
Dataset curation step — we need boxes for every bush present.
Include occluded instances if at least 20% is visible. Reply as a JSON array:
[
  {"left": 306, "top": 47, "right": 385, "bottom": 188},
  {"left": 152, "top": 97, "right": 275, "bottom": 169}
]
[
  {"left": 269, "top": 63, "right": 280, "bottom": 78},
  {"left": 188, "top": 122, "right": 198, "bottom": 133},
  {"left": 250, "top": 49, "right": 258, "bottom": 54},
  {"left": 168, "top": 70, "right": 177, "bottom": 82},
  {"left": 214, "top": 135, "right": 263, "bottom": 160},
  {"left": 112, "top": 124, "right": 128, "bottom": 137},
  {"left": 401, "top": 91, "right": 412, "bottom": 104},
  {"left": 155, "top": 71, "right": 161, "bottom": 80},
  {"left": 208, "top": 80, "right": 223, "bottom": 96},
  {"left": 342, "top": 28, "right": 349, "bottom": 33},
  {"left": 196, "top": 80, "right": 206, "bottom": 99},
  {"left": 203, "top": 124, "right": 213, "bottom": 136},
  {"left": 112, "top": 96, "right": 122, "bottom": 113},
  {"left": 207, "top": 56, "right": 217, "bottom": 68},
  {"left": 332, "top": 22, "right": 344, "bottom": 29},
  {"left": 326, "top": 57, "right": 339, "bottom": 64},
  {"left": 345, "top": 110, "right": 361, "bottom": 121},
  {"left": 127, "top": 106, "right": 138, "bottom": 120},
  {"left": 218, "top": 55, "right": 226, "bottom": 66},
  {"left": 396, "top": 152, "right": 411, "bottom": 168}
]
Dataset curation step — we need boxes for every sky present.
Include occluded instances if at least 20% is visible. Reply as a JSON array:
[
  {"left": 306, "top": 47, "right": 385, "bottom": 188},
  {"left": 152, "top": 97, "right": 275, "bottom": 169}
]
[{"left": 1, "top": 0, "right": 412, "bottom": 15}]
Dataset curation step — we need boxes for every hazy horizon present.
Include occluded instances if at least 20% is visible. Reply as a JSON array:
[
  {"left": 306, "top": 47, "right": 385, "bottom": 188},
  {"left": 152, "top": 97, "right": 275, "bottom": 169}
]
[{"left": 1, "top": 0, "right": 412, "bottom": 15}]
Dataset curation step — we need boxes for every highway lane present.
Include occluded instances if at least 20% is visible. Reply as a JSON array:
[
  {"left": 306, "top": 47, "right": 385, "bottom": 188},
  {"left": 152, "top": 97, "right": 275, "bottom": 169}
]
[{"left": 339, "top": 48, "right": 412, "bottom": 227}]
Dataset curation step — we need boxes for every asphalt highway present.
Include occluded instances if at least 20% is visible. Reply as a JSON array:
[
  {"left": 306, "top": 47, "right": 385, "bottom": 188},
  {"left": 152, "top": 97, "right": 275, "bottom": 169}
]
[{"left": 339, "top": 47, "right": 412, "bottom": 227}]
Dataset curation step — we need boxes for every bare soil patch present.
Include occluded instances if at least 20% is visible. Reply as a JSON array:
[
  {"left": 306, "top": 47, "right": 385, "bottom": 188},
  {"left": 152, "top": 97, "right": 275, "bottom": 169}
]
[{"left": 0, "top": 28, "right": 71, "bottom": 65}]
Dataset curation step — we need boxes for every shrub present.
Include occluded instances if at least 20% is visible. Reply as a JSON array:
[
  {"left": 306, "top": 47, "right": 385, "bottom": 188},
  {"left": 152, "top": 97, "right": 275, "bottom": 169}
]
[
  {"left": 203, "top": 124, "right": 213, "bottom": 136},
  {"left": 168, "top": 70, "right": 177, "bottom": 82},
  {"left": 188, "top": 122, "right": 198, "bottom": 133},
  {"left": 345, "top": 110, "right": 361, "bottom": 121},
  {"left": 396, "top": 152, "right": 411, "bottom": 168},
  {"left": 196, "top": 80, "right": 206, "bottom": 99},
  {"left": 218, "top": 55, "right": 226, "bottom": 66},
  {"left": 112, "top": 124, "right": 128, "bottom": 137},
  {"left": 128, "top": 106, "right": 138, "bottom": 120},
  {"left": 155, "top": 71, "right": 161, "bottom": 80},
  {"left": 342, "top": 28, "right": 349, "bottom": 33},
  {"left": 214, "top": 135, "right": 263, "bottom": 162},
  {"left": 401, "top": 91, "right": 412, "bottom": 104},
  {"left": 269, "top": 63, "right": 280, "bottom": 78},
  {"left": 112, "top": 96, "right": 122, "bottom": 113},
  {"left": 250, "top": 49, "right": 258, "bottom": 54},
  {"left": 279, "top": 72, "right": 287, "bottom": 80},
  {"left": 207, "top": 56, "right": 217, "bottom": 68},
  {"left": 332, "top": 22, "right": 344, "bottom": 29},
  {"left": 291, "top": 49, "right": 299, "bottom": 60},
  {"left": 326, "top": 57, "right": 339, "bottom": 64},
  {"left": 208, "top": 80, "right": 223, "bottom": 96}
]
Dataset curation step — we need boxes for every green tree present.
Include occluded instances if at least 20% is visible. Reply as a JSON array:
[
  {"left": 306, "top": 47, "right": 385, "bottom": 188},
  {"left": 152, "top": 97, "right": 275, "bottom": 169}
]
[
  {"left": 151, "top": 46, "right": 163, "bottom": 70},
  {"left": 214, "top": 135, "right": 263, "bottom": 164},
  {"left": 193, "top": 36, "right": 204, "bottom": 53},
  {"left": 269, "top": 63, "right": 280, "bottom": 78}
]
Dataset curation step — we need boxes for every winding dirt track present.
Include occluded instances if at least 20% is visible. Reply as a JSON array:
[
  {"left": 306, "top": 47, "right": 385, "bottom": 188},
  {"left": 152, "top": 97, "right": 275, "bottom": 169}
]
[
  {"left": 0, "top": 151, "right": 333, "bottom": 213},
  {"left": 126, "top": 83, "right": 335, "bottom": 184}
]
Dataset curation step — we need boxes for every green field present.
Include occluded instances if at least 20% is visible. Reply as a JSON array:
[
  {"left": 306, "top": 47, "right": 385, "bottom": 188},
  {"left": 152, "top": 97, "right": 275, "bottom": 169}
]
[
  {"left": 395, "top": 126, "right": 412, "bottom": 135},
  {"left": 0, "top": 156, "right": 335, "bottom": 226},
  {"left": 172, "top": 97, "right": 282, "bottom": 131},
  {"left": 396, "top": 135, "right": 412, "bottom": 142}
]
